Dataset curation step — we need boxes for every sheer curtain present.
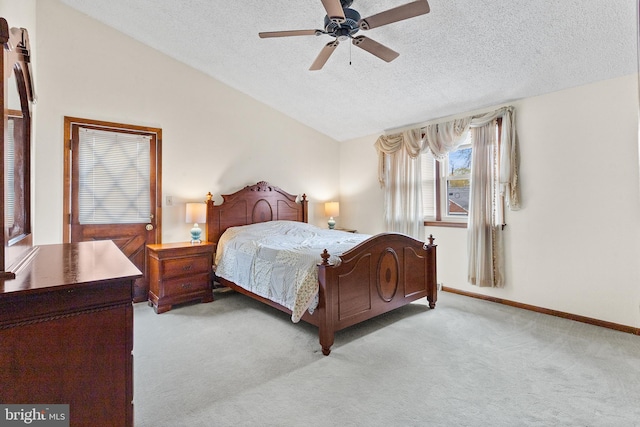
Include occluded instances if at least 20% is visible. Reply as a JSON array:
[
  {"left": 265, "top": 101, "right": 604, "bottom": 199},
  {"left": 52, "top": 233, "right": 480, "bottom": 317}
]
[
  {"left": 374, "top": 129, "right": 426, "bottom": 239},
  {"left": 467, "top": 122, "right": 502, "bottom": 286},
  {"left": 375, "top": 106, "right": 520, "bottom": 287},
  {"left": 466, "top": 107, "right": 519, "bottom": 287}
]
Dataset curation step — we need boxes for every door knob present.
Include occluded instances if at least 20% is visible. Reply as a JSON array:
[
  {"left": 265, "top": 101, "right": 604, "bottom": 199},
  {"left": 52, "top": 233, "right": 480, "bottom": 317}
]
[{"left": 146, "top": 224, "right": 154, "bottom": 231}]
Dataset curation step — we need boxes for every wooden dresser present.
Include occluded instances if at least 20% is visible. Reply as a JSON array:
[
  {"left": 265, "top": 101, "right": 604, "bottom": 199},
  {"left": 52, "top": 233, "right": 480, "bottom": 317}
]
[
  {"left": 147, "top": 241, "right": 215, "bottom": 313},
  {"left": 0, "top": 240, "right": 141, "bottom": 427}
]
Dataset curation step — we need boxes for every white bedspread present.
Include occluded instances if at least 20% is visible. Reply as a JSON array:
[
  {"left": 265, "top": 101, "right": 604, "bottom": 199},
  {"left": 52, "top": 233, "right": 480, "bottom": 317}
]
[{"left": 214, "top": 221, "right": 370, "bottom": 322}]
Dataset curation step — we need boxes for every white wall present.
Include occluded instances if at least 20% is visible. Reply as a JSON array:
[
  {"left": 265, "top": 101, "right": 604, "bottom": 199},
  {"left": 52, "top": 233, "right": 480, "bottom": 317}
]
[
  {"left": 341, "top": 74, "right": 640, "bottom": 329},
  {"left": 338, "top": 133, "right": 385, "bottom": 234},
  {"left": 507, "top": 74, "right": 640, "bottom": 327},
  {"left": 0, "top": 0, "right": 35, "bottom": 30},
  {"left": 29, "top": 0, "right": 340, "bottom": 244}
]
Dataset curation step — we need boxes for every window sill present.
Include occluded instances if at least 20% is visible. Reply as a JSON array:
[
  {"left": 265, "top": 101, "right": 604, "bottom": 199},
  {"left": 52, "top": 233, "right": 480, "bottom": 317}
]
[{"left": 424, "top": 221, "right": 467, "bottom": 229}]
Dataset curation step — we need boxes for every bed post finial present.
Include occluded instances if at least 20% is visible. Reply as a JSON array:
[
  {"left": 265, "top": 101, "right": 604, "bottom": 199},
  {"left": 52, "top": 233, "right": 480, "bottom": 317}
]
[
  {"left": 320, "top": 249, "right": 331, "bottom": 266},
  {"left": 428, "top": 234, "right": 435, "bottom": 246},
  {"left": 206, "top": 192, "right": 212, "bottom": 202},
  {"left": 301, "top": 193, "right": 309, "bottom": 223}
]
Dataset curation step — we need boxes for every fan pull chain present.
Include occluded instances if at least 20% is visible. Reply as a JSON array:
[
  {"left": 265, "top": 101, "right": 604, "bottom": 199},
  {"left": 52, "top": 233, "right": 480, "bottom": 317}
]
[{"left": 349, "top": 40, "right": 352, "bottom": 66}]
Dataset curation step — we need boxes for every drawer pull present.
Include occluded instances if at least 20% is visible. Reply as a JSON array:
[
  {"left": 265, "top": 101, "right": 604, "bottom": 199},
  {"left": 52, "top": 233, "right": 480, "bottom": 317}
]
[
  {"left": 182, "top": 265, "right": 193, "bottom": 271},
  {"left": 181, "top": 283, "right": 192, "bottom": 289}
]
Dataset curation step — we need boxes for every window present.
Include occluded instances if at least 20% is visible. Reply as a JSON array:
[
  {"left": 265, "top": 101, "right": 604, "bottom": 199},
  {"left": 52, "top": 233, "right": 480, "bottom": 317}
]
[
  {"left": 421, "top": 131, "right": 473, "bottom": 226},
  {"left": 445, "top": 144, "right": 472, "bottom": 217},
  {"left": 421, "top": 122, "right": 501, "bottom": 227},
  {"left": 77, "top": 127, "right": 151, "bottom": 225}
]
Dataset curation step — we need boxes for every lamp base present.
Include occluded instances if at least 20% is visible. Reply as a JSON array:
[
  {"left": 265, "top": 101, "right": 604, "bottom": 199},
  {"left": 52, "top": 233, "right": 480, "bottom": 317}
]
[
  {"left": 190, "top": 223, "right": 202, "bottom": 243},
  {"left": 328, "top": 217, "right": 336, "bottom": 229}
]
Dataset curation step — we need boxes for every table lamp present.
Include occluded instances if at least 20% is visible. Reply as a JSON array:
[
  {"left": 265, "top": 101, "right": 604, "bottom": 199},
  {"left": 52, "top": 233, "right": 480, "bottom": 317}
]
[
  {"left": 185, "top": 202, "right": 206, "bottom": 243},
  {"left": 324, "top": 201, "right": 339, "bottom": 229}
]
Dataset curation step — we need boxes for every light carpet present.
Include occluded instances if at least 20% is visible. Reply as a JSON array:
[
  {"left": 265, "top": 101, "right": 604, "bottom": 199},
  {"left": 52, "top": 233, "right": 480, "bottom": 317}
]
[{"left": 133, "top": 290, "right": 640, "bottom": 427}]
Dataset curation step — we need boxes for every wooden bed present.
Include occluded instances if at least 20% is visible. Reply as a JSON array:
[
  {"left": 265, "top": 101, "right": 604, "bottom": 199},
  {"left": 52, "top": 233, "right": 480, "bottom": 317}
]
[{"left": 206, "top": 181, "right": 437, "bottom": 355}]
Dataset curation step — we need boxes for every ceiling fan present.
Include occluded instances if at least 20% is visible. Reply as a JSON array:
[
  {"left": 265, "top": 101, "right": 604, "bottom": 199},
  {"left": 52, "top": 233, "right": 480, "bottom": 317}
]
[{"left": 258, "top": 0, "right": 431, "bottom": 71}]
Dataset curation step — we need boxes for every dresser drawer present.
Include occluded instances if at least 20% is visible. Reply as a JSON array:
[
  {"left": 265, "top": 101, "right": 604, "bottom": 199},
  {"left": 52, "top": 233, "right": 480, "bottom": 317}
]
[
  {"left": 161, "top": 256, "right": 211, "bottom": 278},
  {"left": 162, "top": 272, "right": 211, "bottom": 297}
]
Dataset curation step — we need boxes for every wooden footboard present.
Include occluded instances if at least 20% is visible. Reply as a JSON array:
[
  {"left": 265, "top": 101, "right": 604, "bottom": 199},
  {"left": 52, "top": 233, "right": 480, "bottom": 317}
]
[{"left": 315, "top": 233, "right": 437, "bottom": 355}]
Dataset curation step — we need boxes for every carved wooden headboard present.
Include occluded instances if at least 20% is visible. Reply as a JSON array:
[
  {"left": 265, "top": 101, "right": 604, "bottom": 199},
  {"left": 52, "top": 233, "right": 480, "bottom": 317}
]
[{"left": 205, "top": 181, "right": 308, "bottom": 244}]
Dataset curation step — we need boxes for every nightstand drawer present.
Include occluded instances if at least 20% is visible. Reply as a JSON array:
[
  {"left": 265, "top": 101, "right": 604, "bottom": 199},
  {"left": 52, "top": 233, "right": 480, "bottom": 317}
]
[
  {"left": 161, "top": 256, "right": 211, "bottom": 278},
  {"left": 163, "top": 272, "right": 211, "bottom": 297}
]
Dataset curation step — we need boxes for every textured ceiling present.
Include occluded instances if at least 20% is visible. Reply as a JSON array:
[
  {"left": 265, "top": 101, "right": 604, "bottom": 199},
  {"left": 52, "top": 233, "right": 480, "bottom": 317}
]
[{"left": 59, "top": 0, "right": 637, "bottom": 141}]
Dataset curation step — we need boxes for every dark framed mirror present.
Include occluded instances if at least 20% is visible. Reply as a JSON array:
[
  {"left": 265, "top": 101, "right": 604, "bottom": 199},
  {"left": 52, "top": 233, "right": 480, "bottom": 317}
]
[{"left": 1, "top": 18, "right": 36, "bottom": 279}]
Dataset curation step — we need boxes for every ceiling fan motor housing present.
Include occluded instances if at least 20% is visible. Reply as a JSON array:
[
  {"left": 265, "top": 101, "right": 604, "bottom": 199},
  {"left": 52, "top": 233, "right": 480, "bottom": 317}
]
[{"left": 323, "top": 8, "right": 361, "bottom": 40}]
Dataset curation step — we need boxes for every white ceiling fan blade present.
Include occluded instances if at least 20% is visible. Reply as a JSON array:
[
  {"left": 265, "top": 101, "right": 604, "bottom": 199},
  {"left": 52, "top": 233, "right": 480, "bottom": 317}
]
[
  {"left": 309, "top": 40, "right": 340, "bottom": 70},
  {"left": 352, "top": 36, "right": 399, "bottom": 62},
  {"left": 359, "top": 0, "right": 430, "bottom": 30},
  {"left": 321, "top": 0, "right": 346, "bottom": 23}
]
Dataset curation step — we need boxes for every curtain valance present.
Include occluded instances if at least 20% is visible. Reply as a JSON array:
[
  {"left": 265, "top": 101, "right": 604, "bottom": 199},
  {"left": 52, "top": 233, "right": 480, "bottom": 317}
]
[{"left": 374, "top": 106, "right": 520, "bottom": 210}]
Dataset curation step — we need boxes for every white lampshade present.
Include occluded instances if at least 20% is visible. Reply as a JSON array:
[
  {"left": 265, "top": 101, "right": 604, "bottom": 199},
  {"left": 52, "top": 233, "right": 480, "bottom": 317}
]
[
  {"left": 324, "top": 202, "right": 339, "bottom": 218},
  {"left": 185, "top": 203, "right": 206, "bottom": 224},
  {"left": 325, "top": 202, "right": 339, "bottom": 229}
]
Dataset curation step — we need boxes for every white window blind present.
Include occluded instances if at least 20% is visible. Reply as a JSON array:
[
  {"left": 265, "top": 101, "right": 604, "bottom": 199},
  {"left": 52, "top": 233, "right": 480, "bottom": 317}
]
[
  {"left": 78, "top": 128, "right": 151, "bottom": 224},
  {"left": 4, "top": 118, "right": 14, "bottom": 227},
  {"left": 421, "top": 150, "right": 436, "bottom": 220}
]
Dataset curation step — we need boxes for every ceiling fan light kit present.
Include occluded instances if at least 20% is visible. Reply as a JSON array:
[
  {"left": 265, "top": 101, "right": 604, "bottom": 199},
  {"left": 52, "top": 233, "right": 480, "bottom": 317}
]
[{"left": 258, "top": 0, "right": 431, "bottom": 70}]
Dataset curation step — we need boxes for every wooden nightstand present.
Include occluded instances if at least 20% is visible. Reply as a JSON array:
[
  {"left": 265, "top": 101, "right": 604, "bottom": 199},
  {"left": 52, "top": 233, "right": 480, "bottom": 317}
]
[{"left": 146, "top": 241, "right": 216, "bottom": 313}]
